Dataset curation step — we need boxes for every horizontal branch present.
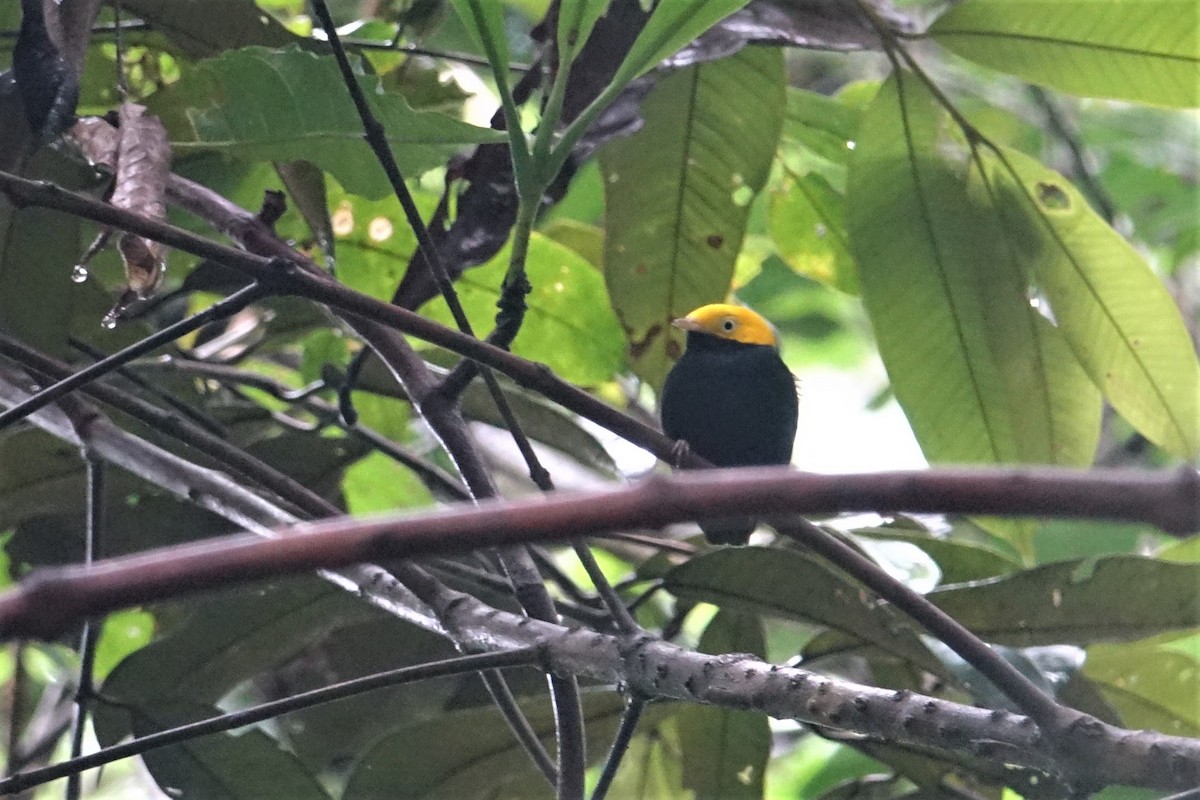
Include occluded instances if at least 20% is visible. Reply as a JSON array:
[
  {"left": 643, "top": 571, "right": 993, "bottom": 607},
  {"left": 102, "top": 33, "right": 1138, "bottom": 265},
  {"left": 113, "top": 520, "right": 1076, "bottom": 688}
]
[{"left": 1, "top": 464, "right": 1194, "bottom": 641}]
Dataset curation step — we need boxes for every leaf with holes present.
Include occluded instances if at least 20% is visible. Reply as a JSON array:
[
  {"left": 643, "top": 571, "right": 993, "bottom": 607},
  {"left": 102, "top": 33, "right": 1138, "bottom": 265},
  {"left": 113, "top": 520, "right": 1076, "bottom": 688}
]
[
  {"left": 602, "top": 46, "right": 785, "bottom": 388},
  {"left": 982, "top": 146, "right": 1199, "bottom": 457},
  {"left": 846, "top": 72, "right": 1102, "bottom": 468}
]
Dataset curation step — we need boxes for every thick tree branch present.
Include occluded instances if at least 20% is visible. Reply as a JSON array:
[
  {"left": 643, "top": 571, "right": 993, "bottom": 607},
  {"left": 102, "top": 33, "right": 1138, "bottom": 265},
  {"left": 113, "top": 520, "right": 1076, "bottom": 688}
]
[{"left": 0, "top": 464, "right": 1194, "bottom": 642}]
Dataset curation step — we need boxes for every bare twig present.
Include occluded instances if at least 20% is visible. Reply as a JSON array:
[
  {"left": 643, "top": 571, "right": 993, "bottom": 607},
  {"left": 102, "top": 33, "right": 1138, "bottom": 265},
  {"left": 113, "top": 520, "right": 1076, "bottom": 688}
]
[
  {"left": 0, "top": 648, "right": 539, "bottom": 795},
  {"left": 590, "top": 696, "right": 645, "bottom": 800},
  {"left": 65, "top": 457, "right": 104, "bottom": 800},
  {"left": 0, "top": 282, "right": 267, "bottom": 431}
]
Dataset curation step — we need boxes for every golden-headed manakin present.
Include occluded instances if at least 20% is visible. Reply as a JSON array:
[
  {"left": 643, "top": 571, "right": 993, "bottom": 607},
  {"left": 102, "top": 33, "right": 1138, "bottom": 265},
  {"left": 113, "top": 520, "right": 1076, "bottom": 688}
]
[{"left": 660, "top": 304, "right": 798, "bottom": 545}]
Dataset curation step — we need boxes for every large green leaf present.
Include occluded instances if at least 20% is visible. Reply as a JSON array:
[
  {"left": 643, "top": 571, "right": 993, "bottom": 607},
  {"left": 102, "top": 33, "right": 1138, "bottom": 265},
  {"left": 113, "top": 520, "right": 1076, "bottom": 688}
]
[
  {"left": 121, "top": 0, "right": 304, "bottom": 58},
  {"left": 846, "top": 72, "right": 1102, "bottom": 467},
  {"left": 557, "top": 0, "right": 613, "bottom": 64},
  {"left": 151, "top": 47, "right": 505, "bottom": 199},
  {"left": 132, "top": 703, "right": 331, "bottom": 800},
  {"left": 271, "top": 618, "right": 460, "bottom": 774},
  {"left": 929, "top": 556, "right": 1200, "bottom": 646},
  {"left": 983, "top": 146, "right": 1200, "bottom": 457},
  {"left": 93, "top": 578, "right": 381, "bottom": 747},
  {"left": 325, "top": 182, "right": 439, "bottom": 301},
  {"left": 343, "top": 692, "right": 670, "bottom": 800},
  {"left": 0, "top": 430, "right": 84, "bottom": 530},
  {"left": 679, "top": 611, "right": 769, "bottom": 800},
  {"left": 611, "top": 0, "right": 751, "bottom": 84},
  {"left": 769, "top": 170, "right": 857, "bottom": 293},
  {"left": 421, "top": 233, "right": 626, "bottom": 386},
  {"left": 662, "top": 547, "right": 945, "bottom": 676},
  {"left": 930, "top": 0, "right": 1200, "bottom": 108},
  {"left": 446, "top": 0, "right": 511, "bottom": 80},
  {"left": 1085, "top": 643, "right": 1200, "bottom": 735},
  {"left": 601, "top": 47, "right": 786, "bottom": 388},
  {"left": 601, "top": 723, "right": 687, "bottom": 800},
  {"left": 852, "top": 526, "right": 1023, "bottom": 585}
]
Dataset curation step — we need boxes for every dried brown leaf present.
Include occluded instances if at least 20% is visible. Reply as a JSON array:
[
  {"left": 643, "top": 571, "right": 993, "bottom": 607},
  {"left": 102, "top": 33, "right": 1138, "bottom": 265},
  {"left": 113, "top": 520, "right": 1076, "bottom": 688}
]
[
  {"left": 110, "top": 103, "right": 171, "bottom": 297},
  {"left": 71, "top": 115, "right": 120, "bottom": 169}
]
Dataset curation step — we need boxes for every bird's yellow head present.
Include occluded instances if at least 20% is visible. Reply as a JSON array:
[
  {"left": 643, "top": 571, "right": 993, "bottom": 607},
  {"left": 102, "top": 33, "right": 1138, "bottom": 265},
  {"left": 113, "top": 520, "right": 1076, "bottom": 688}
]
[{"left": 672, "top": 304, "right": 779, "bottom": 348}]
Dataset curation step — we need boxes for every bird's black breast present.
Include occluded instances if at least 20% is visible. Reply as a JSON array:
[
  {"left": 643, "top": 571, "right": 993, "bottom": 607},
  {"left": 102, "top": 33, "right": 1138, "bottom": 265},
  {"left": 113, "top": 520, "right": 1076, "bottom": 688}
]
[{"left": 660, "top": 335, "right": 798, "bottom": 467}]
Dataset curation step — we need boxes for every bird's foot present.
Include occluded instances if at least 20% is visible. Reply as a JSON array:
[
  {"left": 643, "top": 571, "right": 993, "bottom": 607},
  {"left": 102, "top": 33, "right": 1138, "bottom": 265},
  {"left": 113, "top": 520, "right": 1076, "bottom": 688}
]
[{"left": 669, "top": 439, "right": 691, "bottom": 469}]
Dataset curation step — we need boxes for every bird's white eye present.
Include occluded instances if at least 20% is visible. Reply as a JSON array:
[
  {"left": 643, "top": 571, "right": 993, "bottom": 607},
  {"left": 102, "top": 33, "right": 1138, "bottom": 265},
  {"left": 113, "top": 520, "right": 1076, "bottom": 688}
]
[{"left": 721, "top": 318, "right": 735, "bottom": 332}]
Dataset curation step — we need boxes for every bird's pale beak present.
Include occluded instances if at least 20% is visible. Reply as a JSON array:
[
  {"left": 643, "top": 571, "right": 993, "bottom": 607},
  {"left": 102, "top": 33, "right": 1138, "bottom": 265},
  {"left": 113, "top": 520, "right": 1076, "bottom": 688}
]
[{"left": 671, "top": 316, "right": 703, "bottom": 333}]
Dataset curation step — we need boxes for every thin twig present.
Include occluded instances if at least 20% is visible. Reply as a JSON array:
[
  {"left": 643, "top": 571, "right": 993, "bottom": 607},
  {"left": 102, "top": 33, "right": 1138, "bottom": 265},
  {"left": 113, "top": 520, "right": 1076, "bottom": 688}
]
[
  {"left": 0, "top": 282, "right": 267, "bottom": 431},
  {"left": 299, "top": 11, "right": 585, "bottom": 792},
  {"left": 0, "top": 648, "right": 539, "bottom": 795},
  {"left": 65, "top": 457, "right": 104, "bottom": 800},
  {"left": 69, "top": 339, "right": 229, "bottom": 438},
  {"left": 138, "top": 357, "right": 472, "bottom": 501},
  {"left": 478, "top": 667, "right": 559, "bottom": 786},
  {"left": 0, "top": 333, "right": 336, "bottom": 520},
  {"left": 336, "top": 36, "right": 531, "bottom": 72},
  {"left": 1028, "top": 86, "right": 1117, "bottom": 224},
  {"left": 5, "top": 643, "right": 27, "bottom": 778},
  {"left": 590, "top": 697, "right": 645, "bottom": 800}
]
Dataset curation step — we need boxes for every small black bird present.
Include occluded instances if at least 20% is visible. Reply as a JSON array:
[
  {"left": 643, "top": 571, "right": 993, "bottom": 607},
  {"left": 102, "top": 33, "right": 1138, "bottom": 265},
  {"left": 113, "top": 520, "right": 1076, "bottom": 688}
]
[{"left": 660, "top": 304, "right": 799, "bottom": 545}]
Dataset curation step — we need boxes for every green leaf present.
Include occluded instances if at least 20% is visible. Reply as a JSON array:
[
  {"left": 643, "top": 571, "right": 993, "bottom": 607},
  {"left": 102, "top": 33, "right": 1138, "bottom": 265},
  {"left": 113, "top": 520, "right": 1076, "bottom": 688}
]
[
  {"left": 983, "top": 146, "right": 1200, "bottom": 457},
  {"left": 852, "top": 527, "right": 1022, "bottom": 585},
  {"left": 273, "top": 618, "right": 459, "bottom": 774},
  {"left": 600, "top": 723, "right": 687, "bottom": 800},
  {"left": 601, "top": 47, "right": 786, "bottom": 388},
  {"left": 344, "top": 692, "right": 668, "bottom": 800},
  {"left": 679, "top": 611, "right": 770, "bottom": 800},
  {"left": 343, "top": 451, "right": 436, "bottom": 515},
  {"left": 121, "top": 0, "right": 304, "bottom": 57},
  {"left": 132, "top": 703, "right": 331, "bottom": 800},
  {"left": 612, "top": 0, "right": 752, "bottom": 84},
  {"left": 1086, "top": 643, "right": 1200, "bottom": 735},
  {"left": 662, "top": 547, "right": 944, "bottom": 676},
  {"left": 928, "top": 555, "right": 1200, "bottom": 646},
  {"left": 541, "top": 219, "right": 604, "bottom": 270},
  {"left": 779, "top": 85, "right": 864, "bottom": 179},
  {"left": 94, "top": 578, "right": 380, "bottom": 746},
  {"left": 446, "top": 0, "right": 510, "bottom": 79},
  {"left": 327, "top": 182, "right": 439, "bottom": 300},
  {"left": 847, "top": 72, "right": 1102, "bottom": 468},
  {"left": 420, "top": 233, "right": 626, "bottom": 385},
  {"left": 558, "top": 0, "right": 612, "bottom": 64},
  {"left": 0, "top": 429, "right": 84, "bottom": 531},
  {"left": 769, "top": 171, "right": 857, "bottom": 293},
  {"left": 0, "top": 150, "right": 104, "bottom": 357},
  {"left": 152, "top": 47, "right": 505, "bottom": 199},
  {"left": 93, "top": 610, "right": 156, "bottom": 680},
  {"left": 930, "top": 0, "right": 1200, "bottom": 108},
  {"left": 298, "top": 328, "right": 348, "bottom": 385}
]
